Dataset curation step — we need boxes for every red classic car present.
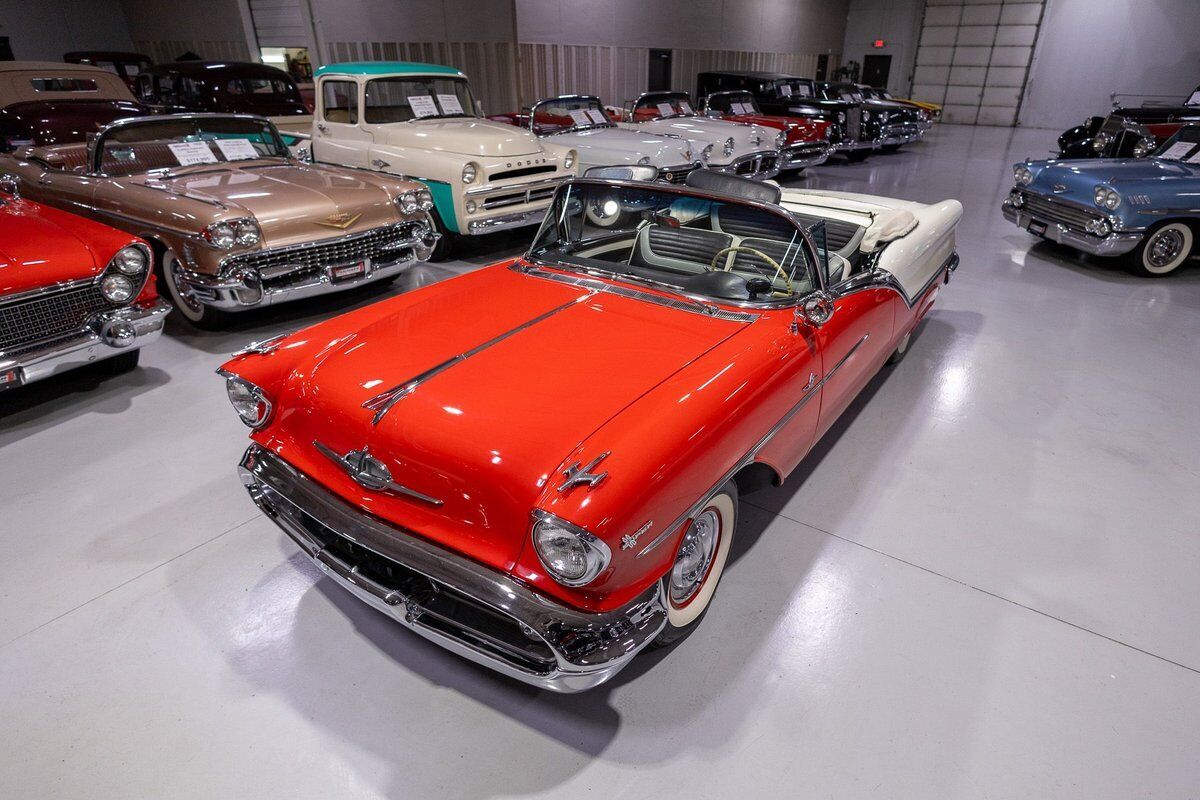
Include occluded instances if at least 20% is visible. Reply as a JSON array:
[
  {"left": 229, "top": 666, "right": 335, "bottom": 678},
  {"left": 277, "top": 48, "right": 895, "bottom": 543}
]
[
  {"left": 224, "top": 171, "right": 962, "bottom": 691},
  {"left": 0, "top": 176, "right": 169, "bottom": 391},
  {"left": 700, "top": 90, "right": 833, "bottom": 171}
]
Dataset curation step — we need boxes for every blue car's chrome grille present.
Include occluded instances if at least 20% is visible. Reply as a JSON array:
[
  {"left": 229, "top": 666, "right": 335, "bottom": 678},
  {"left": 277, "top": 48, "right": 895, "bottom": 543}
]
[{"left": 1019, "top": 191, "right": 1103, "bottom": 232}]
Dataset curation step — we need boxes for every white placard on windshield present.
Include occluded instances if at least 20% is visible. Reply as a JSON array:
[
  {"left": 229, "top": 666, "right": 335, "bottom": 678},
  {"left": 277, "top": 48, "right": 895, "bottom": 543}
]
[
  {"left": 167, "top": 141, "right": 218, "bottom": 166},
  {"left": 735, "top": 102, "right": 752, "bottom": 114},
  {"left": 436, "top": 93, "right": 464, "bottom": 115},
  {"left": 586, "top": 108, "right": 608, "bottom": 124},
  {"left": 678, "top": 100, "right": 694, "bottom": 115},
  {"left": 215, "top": 138, "right": 260, "bottom": 161},
  {"left": 407, "top": 95, "right": 439, "bottom": 118},
  {"left": 1160, "top": 141, "right": 1196, "bottom": 161},
  {"left": 656, "top": 102, "right": 675, "bottom": 117},
  {"left": 780, "top": 84, "right": 793, "bottom": 97},
  {"left": 568, "top": 109, "right": 592, "bottom": 126},
  {"left": 1187, "top": 150, "right": 1200, "bottom": 164}
]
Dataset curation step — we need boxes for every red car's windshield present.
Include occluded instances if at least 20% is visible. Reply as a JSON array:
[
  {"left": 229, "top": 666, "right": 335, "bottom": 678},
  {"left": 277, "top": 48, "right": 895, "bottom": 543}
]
[
  {"left": 707, "top": 92, "right": 762, "bottom": 116},
  {"left": 530, "top": 181, "right": 817, "bottom": 303},
  {"left": 632, "top": 93, "right": 696, "bottom": 121},
  {"left": 529, "top": 97, "right": 613, "bottom": 136}
]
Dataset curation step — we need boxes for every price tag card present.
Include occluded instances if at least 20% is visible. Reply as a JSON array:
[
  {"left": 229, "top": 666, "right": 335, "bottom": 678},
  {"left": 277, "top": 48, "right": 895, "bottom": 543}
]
[
  {"left": 678, "top": 100, "right": 694, "bottom": 115},
  {"left": 407, "top": 95, "right": 439, "bottom": 118},
  {"left": 780, "top": 84, "right": 793, "bottom": 97},
  {"left": 1186, "top": 150, "right": 1200, "bottom": 164},
  {"left": 215, "top": 138, "right": 260, "bottom": 161},
  {"left": 568, "top": 109, "right": 592, "bottom": 126},
  {"left": 656, "top": 102, "right": 675, "bottom": 117},
  {"left": 167, "top": 141, "right": 218, "bottom": 166},
  {"left": 437, "top": 93, "right": 464, "bottom": 115},
  {"left": 735, "top": 102, "right": 751, "bottom": 114},
  {"left": 1160, "top": 141, "right": 1195, "bottom": 161},
  {"left": 586, "top": 108, "right": 609, "bottom": 124}
]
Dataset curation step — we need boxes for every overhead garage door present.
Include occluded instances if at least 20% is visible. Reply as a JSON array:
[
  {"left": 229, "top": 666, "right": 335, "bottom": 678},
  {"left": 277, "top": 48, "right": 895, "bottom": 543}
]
[
  {"left": 910, "top": 0, "right": 1045, "bottom": 126},
  {"left": 249, "top": 0, "right": 316, "bottom": 51}
]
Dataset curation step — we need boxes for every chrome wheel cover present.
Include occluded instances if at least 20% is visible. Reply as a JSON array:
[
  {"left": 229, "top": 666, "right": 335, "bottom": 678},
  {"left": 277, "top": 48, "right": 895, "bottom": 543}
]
[
  {"left": 169, "top": 258, "right": 205, "bottom": 315},
  {"left": 1147, "top": 229, "right": 1185, "bottom": 269},
  {"left": 669, "top": 509, "right": 721, "bottom": 606}
]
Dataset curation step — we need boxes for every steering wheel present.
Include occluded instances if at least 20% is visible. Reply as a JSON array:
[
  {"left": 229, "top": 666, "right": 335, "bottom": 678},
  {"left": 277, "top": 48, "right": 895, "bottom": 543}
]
[{"left": 709, "top": 245, "right": 792, "bottom": 294}]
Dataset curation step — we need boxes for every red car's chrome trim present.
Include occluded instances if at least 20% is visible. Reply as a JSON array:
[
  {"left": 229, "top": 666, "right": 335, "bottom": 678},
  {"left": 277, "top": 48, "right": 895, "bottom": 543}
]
[{"left": 362, "top": 291, "right": 597, "bottom": 424}]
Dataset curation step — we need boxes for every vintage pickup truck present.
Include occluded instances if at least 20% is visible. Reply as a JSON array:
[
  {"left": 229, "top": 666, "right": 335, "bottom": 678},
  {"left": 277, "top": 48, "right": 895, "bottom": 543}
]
[{"left": 310, "top": 62, "right": 578, "bottom": 258}]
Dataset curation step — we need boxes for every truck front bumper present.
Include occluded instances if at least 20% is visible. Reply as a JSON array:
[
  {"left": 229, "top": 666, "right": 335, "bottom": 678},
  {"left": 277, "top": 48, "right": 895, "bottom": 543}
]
[
  {"left": 0, "top": 300, "right": 170, "bottom": 389},
  {"left": 238, "top": 445, "right": 667, "bottom": 693}
]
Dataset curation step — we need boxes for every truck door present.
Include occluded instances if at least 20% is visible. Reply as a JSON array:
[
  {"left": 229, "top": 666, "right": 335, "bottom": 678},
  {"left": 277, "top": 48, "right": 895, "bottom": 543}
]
[{"left": 312, "top": 78, "right": 372, "bottom": 168}]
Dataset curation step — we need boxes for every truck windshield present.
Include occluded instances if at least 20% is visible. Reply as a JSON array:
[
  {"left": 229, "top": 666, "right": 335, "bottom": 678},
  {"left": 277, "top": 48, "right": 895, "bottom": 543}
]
[
  {"left": 529, "top": 180, "right": 816, "bottom": 303},
  {"left": 363, "top": 76, "right": 477, "bottom": 123}
]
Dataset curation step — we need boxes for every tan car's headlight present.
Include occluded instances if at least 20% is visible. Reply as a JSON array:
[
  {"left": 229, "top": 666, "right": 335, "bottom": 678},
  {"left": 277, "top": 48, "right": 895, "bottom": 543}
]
[
  {"left": 532, "top": 511, "right": 611, "bottom": 587},
  {"left": 397, "top": 191, "right": 420, "bottom": 214},
  {"left": 204, "top": 218, "right": 260, "bottom": 249}
]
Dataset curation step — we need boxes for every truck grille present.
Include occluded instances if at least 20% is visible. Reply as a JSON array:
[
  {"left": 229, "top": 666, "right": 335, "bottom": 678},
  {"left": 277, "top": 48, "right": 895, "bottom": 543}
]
[
  {"left": 479, "top": 183, "right": 560, "bottom": 210},
  {"left": 1019, "top": 191, "right": 1103, "bottom": 231},
  {"left": 0, "top": 283, "right": 107, "bottom": 354},
  {"left": 223, "top": 223, "right": 422, "bottom": 289}
]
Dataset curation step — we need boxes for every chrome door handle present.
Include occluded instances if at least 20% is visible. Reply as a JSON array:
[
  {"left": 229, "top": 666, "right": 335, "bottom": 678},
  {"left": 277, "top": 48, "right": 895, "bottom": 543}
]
[
  {"left": 802, "top": 372, "right": 818, "bottom": 392},
  {"left": 316, "top": 123, "right": 328, "bottom": 133},
  {"left": 371, "top": 158, "right": 390, "bottom": 169}
]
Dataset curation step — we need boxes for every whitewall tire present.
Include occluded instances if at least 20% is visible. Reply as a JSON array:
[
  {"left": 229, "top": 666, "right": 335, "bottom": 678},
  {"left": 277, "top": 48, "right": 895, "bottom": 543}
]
[
  {"left": 653, "top": 481, "right": 737, "bottom": 646},
  {"left": 161, "top": 252, "right": 226, "bottom": 329},
  {"left": 1128, "top": 222, "right": 1193, "bottom": 277}
]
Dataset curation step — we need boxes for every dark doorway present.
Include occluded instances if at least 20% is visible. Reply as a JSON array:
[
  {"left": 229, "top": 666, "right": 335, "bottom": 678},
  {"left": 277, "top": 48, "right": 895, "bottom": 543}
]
[
  {"left": 0, "top": 38, "right": 13, "bottom": 61},
  {"left": 815, "top": 54, "right": 829, "bottom": 81},
  {"left": 862, "top": 54, "right": 892, "bottom": 88},
  {"left": 648, "top": 49, "right": 672, "bottom": 92}
]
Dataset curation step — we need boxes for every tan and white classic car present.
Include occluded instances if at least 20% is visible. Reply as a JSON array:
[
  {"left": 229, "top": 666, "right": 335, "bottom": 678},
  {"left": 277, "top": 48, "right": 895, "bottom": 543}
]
[
  {"left": 0, "top": 113, "right": 438, "bottom": 327},
  {"left": 310, "top": 61, "right": 578, "bottom": 258}
]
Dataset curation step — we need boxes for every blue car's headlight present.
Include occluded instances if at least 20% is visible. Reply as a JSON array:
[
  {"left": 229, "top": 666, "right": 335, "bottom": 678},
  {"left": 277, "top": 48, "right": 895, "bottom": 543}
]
[
  {"left": 1093, "top": 185, "right": 1121, "bottom": 210},
  {"left": 1014, "top": 165, "right": 1034, "bottom": 185}
]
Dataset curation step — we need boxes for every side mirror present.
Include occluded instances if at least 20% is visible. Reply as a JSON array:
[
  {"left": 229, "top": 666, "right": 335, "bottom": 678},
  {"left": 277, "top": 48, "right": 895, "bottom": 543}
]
[
  {"left": 797, "top": 290, "right": 835, "bottom": 328},
  {"left": 0, "top": 174, "right": 19, "bottom": 200}
]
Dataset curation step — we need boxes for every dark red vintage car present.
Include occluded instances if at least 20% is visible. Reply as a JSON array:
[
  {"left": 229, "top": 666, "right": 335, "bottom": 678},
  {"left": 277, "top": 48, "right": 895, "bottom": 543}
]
[
  {"left": 699, "top": 90, "right": 833, "bottom": 170},
  {"left": 223, "top": 172, "right": 962, "bottom": 691},
  {"left": 0, "top": 61, "right": 151, "bottom": 152},
  {"left": 63, "top": 51, "right": 154, "bottom": 92},
  {"left": 134, "top": 61, "right": 310, "bottom": 134},
  {"left": 0, "top": 176, "right": 170, "bottom": 391}
]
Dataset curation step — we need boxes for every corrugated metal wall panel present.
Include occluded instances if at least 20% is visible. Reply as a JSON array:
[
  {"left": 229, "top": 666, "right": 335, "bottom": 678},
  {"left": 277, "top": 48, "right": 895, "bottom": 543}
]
[
  {"left": 135, "top": 40, "right": 252, "bottom": 62},
  {"left": 249, "top": 0, "right": 310, "bottom": 48}
]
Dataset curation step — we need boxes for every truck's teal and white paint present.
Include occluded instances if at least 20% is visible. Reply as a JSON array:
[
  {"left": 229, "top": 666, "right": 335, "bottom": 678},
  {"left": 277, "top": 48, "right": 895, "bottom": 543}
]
[{"left": 311, "top": 62, "right": 577, "bottom": 249}]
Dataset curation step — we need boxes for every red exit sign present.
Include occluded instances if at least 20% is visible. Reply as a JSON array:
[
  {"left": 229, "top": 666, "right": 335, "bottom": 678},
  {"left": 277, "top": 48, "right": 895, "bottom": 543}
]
[{"left": 872, "top": 39, "right": 886, "bottom": 48}]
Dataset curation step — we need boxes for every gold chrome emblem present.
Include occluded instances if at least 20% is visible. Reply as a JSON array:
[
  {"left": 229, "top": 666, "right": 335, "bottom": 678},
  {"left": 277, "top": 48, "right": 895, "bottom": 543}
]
[{"left": 315, "top": 212, "right": 362, "bottom": 230}]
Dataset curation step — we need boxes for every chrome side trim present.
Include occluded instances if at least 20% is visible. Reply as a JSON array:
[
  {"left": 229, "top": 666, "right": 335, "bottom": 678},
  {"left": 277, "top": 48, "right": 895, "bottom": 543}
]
[
  {"left": 831, "top": 251, "right": 959, "bottom": 308},
  {"left": 363, "top": 292, "right": 597, "bottom": 425},
  {"left": 636, "top": 332, "right": 871, "bottom": 559}
]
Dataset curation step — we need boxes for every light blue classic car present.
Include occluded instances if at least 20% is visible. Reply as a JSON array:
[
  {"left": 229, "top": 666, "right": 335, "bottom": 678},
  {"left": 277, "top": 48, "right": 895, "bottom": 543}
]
[{"left": 1003, "top": 125, "right": 1200, "bottom": 276}]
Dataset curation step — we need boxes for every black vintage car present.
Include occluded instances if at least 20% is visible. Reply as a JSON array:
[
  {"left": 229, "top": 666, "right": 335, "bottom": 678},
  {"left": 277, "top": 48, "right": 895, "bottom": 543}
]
[
  {"left": 696, "top": 70, "right": 875, "bottom": 160},
  {"left": 0, "top": 61, "right": 152, "bottom": 152},
  {"left": 819, "top": 82, "right": 924, "bottom": 152},
  {"left": 134, "top": 61, "right": 310, "bottom": 120},
  {"left": 1058, "top": 85, "right": 1200, "bottom": 159}
]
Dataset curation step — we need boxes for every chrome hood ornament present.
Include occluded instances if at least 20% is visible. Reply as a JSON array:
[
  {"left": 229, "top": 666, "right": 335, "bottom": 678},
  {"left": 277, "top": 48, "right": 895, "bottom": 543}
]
[
  {"left": 558, "top": 451, "right": 611, "bottom": 492},
  {"left": 314, "top": 441, "right": 443, "bottom": 505}
]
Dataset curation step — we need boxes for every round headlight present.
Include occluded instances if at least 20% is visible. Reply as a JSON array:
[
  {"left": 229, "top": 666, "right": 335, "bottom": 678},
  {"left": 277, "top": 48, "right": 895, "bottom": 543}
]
[
  {"left": 111, "top": 245, "right": 147, "bottom": 275},
  {"left": 398, "top": 191, "right": 419, "bottom": 214},
  {"left": 462, "top": 162, "right": 479, "bottom": 184},
  {"left": 1092, "top": 134, "right": 1108, "bottom": 152},
  {"left": 100, "top": 273, "right": 135, "bottom": 303},
  {"left": 564, "top": 149, "right": 577, "bottom": 170},
  {"left": 775, "top": 130, "right": 788, "bottom": 148},
  {"left": 233, "top": 219, "right": 260, "bottom": 246},
  {"left": 204, "top": 222, "right": 236, "bottom": 249},
  {"left": 224, "top": 374, "right": 272, "bottom": 429},
  {"left": 723, "top": 136, "right": 735, "bottom": 156},
  {"left": 637, "top": 155, "right": 652, "bottom": 166},
  {"left": 416, "top": 188, "right": 434, "bottom": 210},
  {"left": 837, "top": 111, "right": 846, "bottom": 123},
  {"left": 465, "top": 199, "right": 477, "bottom": 214},
  {"left": 1014, "top": 165, "right": 1033, "bottom": 186},
  {"left": 1132, "top": 138, "right": 1153, "bottom": 157},
  {"left": 862, "top": 109, "right": 870, "bottom": 121},
  {"left": 532, "top": 512, "right": 611, "bottom": 587},
  {"left": 1104, "top": 189, "right": 1121, "bottom": 210}
]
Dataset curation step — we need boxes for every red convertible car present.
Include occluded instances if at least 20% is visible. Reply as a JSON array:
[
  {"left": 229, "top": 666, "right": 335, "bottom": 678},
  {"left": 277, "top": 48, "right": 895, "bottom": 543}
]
[
  {"left": 0, "top": 176, "right": 169, "bottom": 391},
  {"left": 700, "top": 90, "right": 834, "bottom": 171},
  {"left": 225, "top": 171, "right": 962, "bottom": 691}
]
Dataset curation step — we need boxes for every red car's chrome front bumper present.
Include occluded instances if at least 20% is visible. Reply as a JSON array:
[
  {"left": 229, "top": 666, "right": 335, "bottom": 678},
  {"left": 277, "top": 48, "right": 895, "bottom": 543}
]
[{"left": 238, "top": 445, "right": 667, "bottom": 693}]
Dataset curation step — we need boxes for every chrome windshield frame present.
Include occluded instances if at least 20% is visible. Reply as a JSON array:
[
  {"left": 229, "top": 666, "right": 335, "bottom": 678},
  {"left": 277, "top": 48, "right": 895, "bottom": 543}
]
[{"left": 87, "top": 112, "right": 292, "bottom": 176}]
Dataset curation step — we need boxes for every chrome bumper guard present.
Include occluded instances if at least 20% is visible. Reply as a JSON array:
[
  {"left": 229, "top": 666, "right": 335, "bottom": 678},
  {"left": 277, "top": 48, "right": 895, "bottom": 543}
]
[
  {"left": 0, "top": 299, "right": 170, "bottom": 388},
  {"left": 238, "top": 445, "right": 667, "bottom": 692},
  {"left": 190, "top": 223, "right": 436, "bottom": 311},
  {"left": 781, "top": 142, "right": 834, "bottom": 169},
  {"left": 834, "top": 139, "right": 876, "bottom": 152},
  {"left": 1002, "top": 201, "right": 1143, "bottom": 257},
  {"left": 880, "top": 124, "right": 923, "bottom": 146}
]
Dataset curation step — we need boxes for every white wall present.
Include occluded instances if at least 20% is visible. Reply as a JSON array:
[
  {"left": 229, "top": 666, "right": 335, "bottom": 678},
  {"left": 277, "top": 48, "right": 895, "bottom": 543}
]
[
  {"left": 1021, "top": 0, "right": 1200, "bottom": 129},
  {"left": 841, "top": 0, "right": 924, "bottom": 95},
  {"left": 0, "top": 0, "right": 133, "bottom": 60}
]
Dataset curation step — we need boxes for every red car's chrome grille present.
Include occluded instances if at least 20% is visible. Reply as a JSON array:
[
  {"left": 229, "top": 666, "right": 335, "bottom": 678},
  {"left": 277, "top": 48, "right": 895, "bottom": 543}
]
[{"left": 0, "top": 283, "right": 107, "bottom": 354}]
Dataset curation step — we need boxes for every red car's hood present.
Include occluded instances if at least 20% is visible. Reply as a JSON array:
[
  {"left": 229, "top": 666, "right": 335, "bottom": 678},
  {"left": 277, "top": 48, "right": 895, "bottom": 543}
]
[
  {"left": 267, "top": 264, "right": 746, "bottom": 572},
  {"left": 727, "top": 112, "right": 826, "bottom": 145},
  {"left": 0, "top": 199, "right": 103, "bottom": 297}
]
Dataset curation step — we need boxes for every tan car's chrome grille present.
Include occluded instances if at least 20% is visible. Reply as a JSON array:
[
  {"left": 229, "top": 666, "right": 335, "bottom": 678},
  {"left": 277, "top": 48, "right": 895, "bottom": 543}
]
[
  {"left": 0, "top": 283, "right": 107, "bottom": 355},
  {"left": 1020, "top": 191, "right": 1102, "bottom": 231},
  {"left": 223, "top": 223, "right": 421, "bottom": 288}
]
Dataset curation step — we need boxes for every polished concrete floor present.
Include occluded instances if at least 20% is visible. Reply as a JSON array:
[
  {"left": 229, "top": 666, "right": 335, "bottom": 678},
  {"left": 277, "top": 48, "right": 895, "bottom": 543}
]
[{"left": 2, "top": 125, "right": 1199, "bottom": 799}]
